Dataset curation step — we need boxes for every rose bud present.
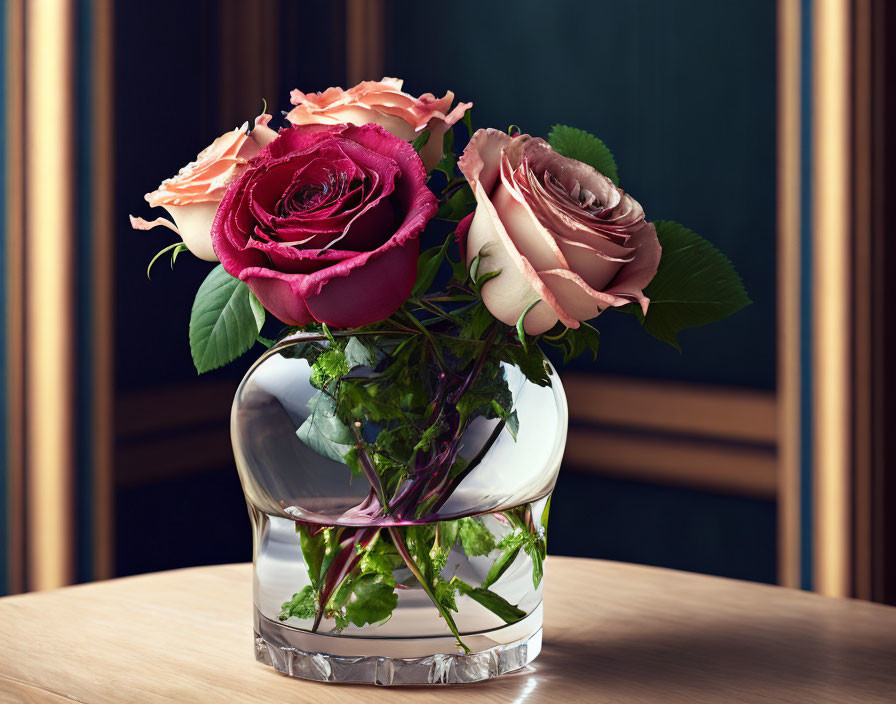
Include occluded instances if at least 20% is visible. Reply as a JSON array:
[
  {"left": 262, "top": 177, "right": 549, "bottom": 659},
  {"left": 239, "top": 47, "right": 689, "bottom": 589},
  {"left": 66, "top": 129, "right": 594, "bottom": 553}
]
[
  {"left": 458, "top": 129, "right": 662, "bottom": 335},
  {"left": 211, "top": 123, "right": 437, "bottom": 327},
  {"left": 130, "top": 114, "right": 278, "bottom": 261},
  {"left": 286, "top": 77, "right": 471, "bottom": 173}
]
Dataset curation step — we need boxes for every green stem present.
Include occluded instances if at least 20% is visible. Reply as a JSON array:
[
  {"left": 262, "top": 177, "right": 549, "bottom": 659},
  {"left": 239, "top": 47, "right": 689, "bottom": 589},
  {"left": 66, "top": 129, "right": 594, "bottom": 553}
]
[{"left": 387, "top": 527, "right": 469, "bottom": 653}]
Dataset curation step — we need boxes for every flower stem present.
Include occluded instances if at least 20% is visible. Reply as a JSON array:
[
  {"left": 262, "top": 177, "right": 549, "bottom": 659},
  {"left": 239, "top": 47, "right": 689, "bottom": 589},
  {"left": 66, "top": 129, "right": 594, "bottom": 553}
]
[{"left": 387, "top": 526, "right": 470, "bottom": 653}]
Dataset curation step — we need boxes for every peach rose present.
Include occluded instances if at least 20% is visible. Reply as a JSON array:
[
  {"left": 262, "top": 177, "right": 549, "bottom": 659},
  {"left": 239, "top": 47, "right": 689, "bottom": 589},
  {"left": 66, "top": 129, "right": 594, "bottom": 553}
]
[
  {"left": 458, "top": 129, "right": 661, "bottom": 335},
  {"left": 285, "top": 77, "right": 471, "bottom": 173},
  {"left": 130, "top": 115, "right": 278, "bottom": 261}
]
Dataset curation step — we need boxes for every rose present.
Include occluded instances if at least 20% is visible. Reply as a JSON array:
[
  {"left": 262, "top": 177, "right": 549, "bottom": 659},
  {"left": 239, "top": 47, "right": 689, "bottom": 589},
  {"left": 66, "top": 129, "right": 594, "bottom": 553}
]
[
  {"left": 458, "top": 129, "right": 662, "bottom": 335},
  {"left": 211, "top": 123, "right": 437, "bottom": 327},
  {"left": 286, "top": 77, "right": 471, "bottom": 173},
  {"left": 130, "top": 115, "right": 278, "bottom": 261}
]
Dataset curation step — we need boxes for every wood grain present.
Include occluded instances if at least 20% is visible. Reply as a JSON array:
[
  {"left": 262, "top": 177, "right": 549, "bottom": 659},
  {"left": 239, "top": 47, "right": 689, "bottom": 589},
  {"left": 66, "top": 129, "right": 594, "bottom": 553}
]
[{"left": 0, "top": 558, "right": 894, "bottom": 703}]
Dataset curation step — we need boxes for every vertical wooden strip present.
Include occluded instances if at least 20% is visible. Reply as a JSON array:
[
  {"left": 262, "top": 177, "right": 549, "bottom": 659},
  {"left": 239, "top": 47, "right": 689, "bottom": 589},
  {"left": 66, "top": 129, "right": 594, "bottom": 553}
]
[
  {"left": 5, "top": 0, "right": 25, "bottom": 595},
  {"left": 91, "top": 0, "right": 115, "bottom": 581},
  {"left": 812, "top": 0, "right": 852, "bottom": 598},
  {"left": 346, "top": 0, "right": 384, "bottom": 86},
  {"left": 776, "top": 0, "right": 802, "bottom": 589},
  {"left": 24, "top": 0, "right": 74, "bottom": 591},
  {"left": 851, "top": 0, "right": 873, "bottom": 602},
  {"left": 3, "top": 0, "right": 26, "bottom": 595}
]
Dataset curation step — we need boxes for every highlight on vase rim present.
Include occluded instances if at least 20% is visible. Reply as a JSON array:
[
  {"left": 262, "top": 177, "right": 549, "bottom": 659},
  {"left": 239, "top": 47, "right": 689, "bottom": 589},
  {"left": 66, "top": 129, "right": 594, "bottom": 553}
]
[{"left": 131, "top": 76, "right": 750, "bottom": 681}]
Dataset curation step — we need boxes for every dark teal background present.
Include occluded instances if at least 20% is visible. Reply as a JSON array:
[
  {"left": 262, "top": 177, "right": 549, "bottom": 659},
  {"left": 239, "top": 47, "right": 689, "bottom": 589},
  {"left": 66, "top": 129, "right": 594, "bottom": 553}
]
[{"left": 387, "top": 0, "right": 776, "bottom": 389}]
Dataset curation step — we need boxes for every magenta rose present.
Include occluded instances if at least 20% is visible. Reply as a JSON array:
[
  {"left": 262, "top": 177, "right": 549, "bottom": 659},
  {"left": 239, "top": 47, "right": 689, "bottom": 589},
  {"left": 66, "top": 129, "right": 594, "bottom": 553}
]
[{"left": 212, "top": 123, "right": 437, "bottom": 327}]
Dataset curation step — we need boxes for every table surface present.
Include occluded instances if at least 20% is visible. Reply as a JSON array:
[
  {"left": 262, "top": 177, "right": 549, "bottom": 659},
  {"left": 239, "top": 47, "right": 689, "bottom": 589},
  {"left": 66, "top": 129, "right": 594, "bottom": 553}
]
[{"left": 0, "top": 558, "right": 894, "bottom": 704}]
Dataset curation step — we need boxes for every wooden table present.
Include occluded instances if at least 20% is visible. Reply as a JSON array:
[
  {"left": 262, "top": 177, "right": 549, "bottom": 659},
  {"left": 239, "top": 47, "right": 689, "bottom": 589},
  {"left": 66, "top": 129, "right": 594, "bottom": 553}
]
[{"left": 0, "top": 557, "right": 894, "bottom": 703}]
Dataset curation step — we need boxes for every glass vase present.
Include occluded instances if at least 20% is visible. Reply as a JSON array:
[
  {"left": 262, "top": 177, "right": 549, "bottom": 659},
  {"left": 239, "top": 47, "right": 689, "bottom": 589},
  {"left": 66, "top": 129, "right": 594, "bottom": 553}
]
[{"left": 231, "top": 331, "right": 567, "bottom": 685}]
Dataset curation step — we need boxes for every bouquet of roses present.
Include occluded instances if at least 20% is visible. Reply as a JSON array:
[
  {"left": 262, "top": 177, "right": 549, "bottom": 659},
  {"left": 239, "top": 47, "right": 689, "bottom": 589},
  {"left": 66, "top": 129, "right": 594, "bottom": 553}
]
[{"left": 132, "top": 78, "right": 748, "bottom": 654}]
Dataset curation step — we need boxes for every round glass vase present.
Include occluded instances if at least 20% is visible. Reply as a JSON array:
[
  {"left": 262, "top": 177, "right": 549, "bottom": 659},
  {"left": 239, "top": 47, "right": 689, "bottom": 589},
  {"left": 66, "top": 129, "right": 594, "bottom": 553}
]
[{"left": 231, "top": 331, "right": 568, "bottom": 685}]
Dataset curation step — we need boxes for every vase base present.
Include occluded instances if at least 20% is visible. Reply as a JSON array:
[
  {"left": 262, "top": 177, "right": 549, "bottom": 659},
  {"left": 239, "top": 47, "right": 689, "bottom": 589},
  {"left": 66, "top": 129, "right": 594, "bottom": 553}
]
[{"left": 253, "top": 608, "right": 542, "bottom": 685}]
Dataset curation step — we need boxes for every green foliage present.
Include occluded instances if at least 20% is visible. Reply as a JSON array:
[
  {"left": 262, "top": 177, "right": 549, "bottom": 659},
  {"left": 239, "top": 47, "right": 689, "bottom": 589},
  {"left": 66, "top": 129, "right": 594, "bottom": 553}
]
[
  {"left": 453, "top": 578, "right": 526, "bottom": 623},
  {"left": 279, "top": 586, "right": 316, "bottom": 621},
  {"left": 458, "top": 517, "right": 496, "bottom": 556},
  {"left": 296, "top": 524, "right": 326, "bottom": 590},
  {"left": 621, "top": 220, "right": 751, "bottom": 350},
  {"left": 309, "top": 348, "right": 350, "bottom": 388},
  {"left": 437, "top": 183, "right": 476, "bottom": 222},
  {"left": 413, "top": 234, "right": 452, "bottom": 296},
  {"left": 343, "top": 573, "right": 398, "bottom": 627},
  {"left": 547, "top": 124, "right": 619, "bottom": 185},
  {"left": 189, "top": 265, "right": 261, "bottom": 374},
  {"left": 434, "top": 127, "right": 458, "bottom": 181},
  {"left": 411, "top": 129, "right": 430, "bottom": 153},
  {"left": 541, "top": 321, "right": 601, "bottom": 363},
  {"left": 296, "top": 391, "right": 355, "bottom": 462}
]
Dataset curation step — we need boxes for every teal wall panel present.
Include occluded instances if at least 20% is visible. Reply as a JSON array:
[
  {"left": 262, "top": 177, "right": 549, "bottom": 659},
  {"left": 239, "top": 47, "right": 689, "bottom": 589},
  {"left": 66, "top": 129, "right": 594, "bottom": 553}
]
[{"left": 387, "top": 0, "right": 776, "bottom": 389}]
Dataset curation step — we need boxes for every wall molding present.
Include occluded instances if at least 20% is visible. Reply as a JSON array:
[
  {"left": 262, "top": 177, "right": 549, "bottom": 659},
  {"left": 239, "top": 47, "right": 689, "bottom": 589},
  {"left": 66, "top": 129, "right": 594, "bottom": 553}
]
[{"left": 563, "top": 373, "right": 777, "bottom": 499}]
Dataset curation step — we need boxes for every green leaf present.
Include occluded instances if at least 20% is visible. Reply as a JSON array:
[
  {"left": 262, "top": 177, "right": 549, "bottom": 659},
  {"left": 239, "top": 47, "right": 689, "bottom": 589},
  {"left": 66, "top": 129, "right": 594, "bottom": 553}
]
[
  {"left": 437, "top": 183, "right": 476, "bottom": 222},
  {"left": 499, "top": 344, "right": 552, "bottom": 388},
  {"left": 541, "top": 495, "right": 551, "bottom": 530},
  {"left": 482, "top": 542, "right": 522, "bottom": 589},
  {"left": 296, "top": 524, "right": 326, "bottom": 589},
  {"left": 296, "top": 391, "right": 355, "bottom": 462},
  {"left": 359, "top": 537, "right": 403, "bottom": 582},
  {"left": 248, "top": 290, "right": 265, "bottom": 333},
  {"left": 411, "top": 129, "right": 430, "bottom": 153},
  {"left": 459, "top": 302, "right": 495, "bottom": 342},
  {"left": 453, "top": 578, "right": 526, "bottom": 623},
  {"left": 413, "top": 234, "right": 452, "bottom": 296},
  {"left": 437, "top": 521, "right": 460, "bottom": 550},
  {"left": 622, "top": 220, "right": 751, "bottom": 350},
  {"left": 434, "top": 127, "right": 457, "bottom": 181},
  {"left": 309, "top": 348, "right": 350, "bottom": 388},
  {"left": 461, "top": 108, "right": 473, "bottom": 137},
  {"left": 344, "top": 573, "right": 399, "bottom": 627},
  {"left": 279, "top": 585, "right": 317, "bottom": 621},
  {"left": 189, "top": 265, "right": 260, "bottom": 373},
  {"left": 344, "top": 336, "right": 378, "bottom": 369},
  {"left": 547, "top": 124, "right": 619, "bottom": 186},
  {"left": 458, "top": 518, "right": 496, "bottom": 556}
]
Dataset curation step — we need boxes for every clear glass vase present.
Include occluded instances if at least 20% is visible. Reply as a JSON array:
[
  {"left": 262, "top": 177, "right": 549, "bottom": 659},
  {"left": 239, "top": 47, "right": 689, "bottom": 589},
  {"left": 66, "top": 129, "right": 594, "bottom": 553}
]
[{"left": 231, "top": 331, "right": 567, "bottom": 685}]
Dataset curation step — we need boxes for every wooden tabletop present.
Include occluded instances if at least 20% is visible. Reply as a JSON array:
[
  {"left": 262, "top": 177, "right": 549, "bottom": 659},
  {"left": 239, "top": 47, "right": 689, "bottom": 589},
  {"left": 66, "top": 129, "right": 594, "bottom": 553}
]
[{"left": 0, "top": 557, "right": 894, "bottom": 703}]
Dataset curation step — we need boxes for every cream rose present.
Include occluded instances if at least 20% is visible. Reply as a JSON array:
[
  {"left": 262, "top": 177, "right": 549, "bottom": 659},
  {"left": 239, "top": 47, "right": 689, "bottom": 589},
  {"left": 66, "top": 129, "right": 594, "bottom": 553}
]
[
  {"left": 130, "top": 114, "right": 278, "bottom": 261},
  {"left": 285, "top": 77, "right": 471, "bottom": 172},
  {"left": 458, "top": 129, "right": 662, "bottom": 335}
]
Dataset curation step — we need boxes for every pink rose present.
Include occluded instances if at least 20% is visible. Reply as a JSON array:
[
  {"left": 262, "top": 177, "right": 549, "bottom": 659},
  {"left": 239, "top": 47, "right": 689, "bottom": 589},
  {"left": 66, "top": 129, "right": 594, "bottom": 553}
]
[
  {"left": 458, "top": 129, "right": 662, "bottom": 335},
  {"left": 286, "top": 77, "right": 471, "bottom": 173},
  {"left": 130, "top": 115, "right": 278, "bottom": 261},
  {"left": 211, "top": 123, "right": 437, "bottom": 327}
]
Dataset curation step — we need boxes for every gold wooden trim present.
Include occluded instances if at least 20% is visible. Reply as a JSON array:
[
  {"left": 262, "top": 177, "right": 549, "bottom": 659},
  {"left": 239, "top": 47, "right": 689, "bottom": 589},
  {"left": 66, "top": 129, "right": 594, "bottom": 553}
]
[
  {"left": 24, "top": 0, "right": 74, "bottom": 591},
  {"left": 346, "top": 0, "right": 384, "bottom": 85},
  {"left": 565, "top": 429, "right": 777, "bottom": 499},
  {"left": 562, "top": 373, "right": 776, "bottom": 445},
  {"left": 776, "top": 0, "right": 803, "bottom": 589},
  {"left": 91, "top": 0, "right": 115, "bottom": 582},
  {"left": 4, "top": 0, "right": 25, "bottom": 595},
  {"left": 812, "top": 0, "right": 852, "bottom": 598}
]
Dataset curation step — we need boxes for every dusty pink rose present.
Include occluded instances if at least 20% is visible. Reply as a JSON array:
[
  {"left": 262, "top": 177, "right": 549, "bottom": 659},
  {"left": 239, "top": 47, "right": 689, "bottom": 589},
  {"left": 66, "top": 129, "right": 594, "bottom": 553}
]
[
  {"left": 211, "top": 123, "right": 437, "bottom": 327},
  {"left": 130, "top": 115, "right": 278, "bottom": 261},
  {"left": 458, "top": 129, "right": 662, "bottom": 335},
  {"left": 286, "top": 77, "right": 471, "bottom": 173}
]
